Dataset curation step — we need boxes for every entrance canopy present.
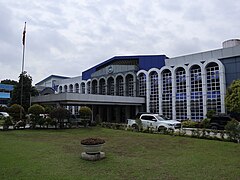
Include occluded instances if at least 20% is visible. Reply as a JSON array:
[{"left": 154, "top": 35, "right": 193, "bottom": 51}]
[{"left": 31, "top": 93, "right": 145, "bottom": 106}]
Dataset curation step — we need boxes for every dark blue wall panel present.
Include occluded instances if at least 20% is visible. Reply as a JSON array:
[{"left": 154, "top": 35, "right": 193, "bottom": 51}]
[
  {"left": 0, "top": 84, "right": 14, "bottom": 91},
  {"left": 138, "top": 55, "right": 166, "bottom": 70},
  {"left": 220, "top": 56, "right": 240, "bottom": 87},
  {"left": 82, "top": 55, "right": 167, "bottom": 80}
]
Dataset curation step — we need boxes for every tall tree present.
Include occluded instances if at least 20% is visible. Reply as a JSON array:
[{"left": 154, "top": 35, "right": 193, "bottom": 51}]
[
  {"left": 10, "top": 72, "right": 38, "bottom": 111},
  {"left": 1, "top": 79, "right": 18, "bottom": 86},
  {"left": 225, "top": 79, "right": 240, "bottom": 114}
]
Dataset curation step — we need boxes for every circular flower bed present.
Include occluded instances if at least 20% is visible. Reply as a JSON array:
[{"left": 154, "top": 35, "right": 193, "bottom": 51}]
[{"left": 81, "top": 138, "right": 105, "bottom": 145}]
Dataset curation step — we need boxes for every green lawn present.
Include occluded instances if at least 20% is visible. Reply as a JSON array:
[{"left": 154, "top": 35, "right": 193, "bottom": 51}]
[{"left": 0, "top": 127, "right": 239, "bottom": 180}]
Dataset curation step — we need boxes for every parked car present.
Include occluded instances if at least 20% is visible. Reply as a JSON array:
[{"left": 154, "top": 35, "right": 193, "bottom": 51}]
[
  {"left": 128, "top": 113, "right": 181, "bottom": 132},
  {"left": 0, "top": 112, "right": 10, "bottom": 118},
  {"left": 135, "top": 112, "right": 171, "bottom": 120},
  {"left": 210, "top": 114, "right": 233, "bottom": 130}
]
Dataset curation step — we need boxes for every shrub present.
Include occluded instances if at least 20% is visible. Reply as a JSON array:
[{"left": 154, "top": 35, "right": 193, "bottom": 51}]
[
  {"left": 2, "top": 116, "right": 13, "bottom": 130},
  {"left": 174, "top": 129, "right": 187, "bottom": 136},
  {"left": 200, "top": 118, "right": 210, "bottom": 128},
  {"left": 43, "top": 105, "right": 54, "bottom": 114},
  {"left": 28, "top": 104, "right": 45, "bottom": 115},
  {"left": 220, "top": 130, "right": 226, "bottom": 140},
  {"left": 182, "top": 120, "right": 198, "bottom": 128},
  {"left": 135, "top": 118, "right": 143, "bottom": 131},
  {"left": 225, "top": 119, "right": 240, "bottom": 143},
  {"left": 45, "top": 117, "right": 53, "bottom": 128},
  {"left": 201, "top": 129, "right": 207, "bottom": 138},
  {"left": 206, "top": 110, "right": 216, "bottom": 119},
  {"left": 79, "top": 106, "right": 92, "bottom": 127},
  {"left": 8, "top": 104, "right": 25, "bottom": 122},
  {"left": 28, "top": 104, "right": 45, "bottom": 128},
  {"left": 50, "top": 107, "right": 70, "bottom": 129}
]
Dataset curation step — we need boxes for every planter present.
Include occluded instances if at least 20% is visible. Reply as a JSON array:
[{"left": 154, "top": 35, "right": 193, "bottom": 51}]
[
  {"left": 80, "top": 138, "right": 106, "bottom": 161},
  {"left": 82, "top": 144, "right": 104, "bottom": 154}
]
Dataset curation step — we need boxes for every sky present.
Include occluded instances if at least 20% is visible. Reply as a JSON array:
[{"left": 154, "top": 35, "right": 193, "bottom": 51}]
[{"left": 0, "top": 0, "right": 239, "bottom": 84}]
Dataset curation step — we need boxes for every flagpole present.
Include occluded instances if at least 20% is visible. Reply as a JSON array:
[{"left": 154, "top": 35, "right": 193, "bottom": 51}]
[{"left": 20, "top": 22, "right": 26, "bottom": 119}]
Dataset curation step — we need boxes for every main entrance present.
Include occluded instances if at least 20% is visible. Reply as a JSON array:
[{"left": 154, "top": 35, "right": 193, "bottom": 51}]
[{"left": 31, "top": 93, "right": 145, "bottom": 123}]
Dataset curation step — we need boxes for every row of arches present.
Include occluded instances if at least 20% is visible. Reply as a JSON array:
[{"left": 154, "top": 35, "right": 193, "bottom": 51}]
[
  {"left": 58, "top": 73, "right": 137, "bottom": 97},
  {"left": 57, "top": 60, "right": 225, "bottom": 121},
  {"left": 137, "top": 60, "right": 225, "bottom": 121}
]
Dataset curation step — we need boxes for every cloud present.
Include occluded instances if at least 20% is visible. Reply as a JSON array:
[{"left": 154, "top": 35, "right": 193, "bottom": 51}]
[{"left": 0, "top": 0, "right": 239, "bottom": 84}]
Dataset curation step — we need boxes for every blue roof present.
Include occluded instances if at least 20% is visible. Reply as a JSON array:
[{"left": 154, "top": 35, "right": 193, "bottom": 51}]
[
  {"left": 0, "top": 83, "right": 14, "bottom": 91},
  {"left": 82, "top": 55, "right": 168, "bottom": 80}
]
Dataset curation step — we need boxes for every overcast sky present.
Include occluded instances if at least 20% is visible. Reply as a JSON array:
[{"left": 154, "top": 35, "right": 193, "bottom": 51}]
[{"left": 0, "top": 0, "right": 239, "bottom": 84}]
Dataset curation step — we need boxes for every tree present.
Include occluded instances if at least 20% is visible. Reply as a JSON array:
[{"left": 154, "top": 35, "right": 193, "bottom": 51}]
[
  {"left": 10, "top": 72, "right": 39, "bottom": 111},
  {"left": 1, "top": 79, "right": 18, "bottom": 86},
  {"left": 8, "top": 104, "right": 26, "bottom": 128},
  {"left": 28, "top": 104, "right": 45, "bottom": 115},
  {"left": 225, "top": 119, "right": 240, "bottom": 142},
  {"left": 43, "top": 105, "right": 54, "bottom": 114},
  {"left": 50, "top": 107, "right": 70, "bottom": 128},
  {"left": 28, "top": 104, "right": 45, "bottom": 128},
  {"left": 225, "top": 80, "right": 240, "bottom": 114},
  {"left": 2, "top": 116, "right": 13, "bottom": 130},
  {"left": 79, "top": 106, "right": 92, "bottom": 127}
]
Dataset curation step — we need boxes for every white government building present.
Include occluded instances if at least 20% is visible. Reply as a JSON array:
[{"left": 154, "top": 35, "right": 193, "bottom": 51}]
[{"left": 33, "top": 39, "right": 240, "bottom": 122}]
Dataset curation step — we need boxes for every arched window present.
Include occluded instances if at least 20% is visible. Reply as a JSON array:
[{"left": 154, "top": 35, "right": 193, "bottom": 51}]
[
  {"left": 99, "top": 78, "right": 106, "bottom": 95},
  {"left": 205, "top": 62, "right": 221, "bottom": 113},
  {"left": 149, "top": 71, "right": 159, "bottom": 113},
  {"left": 190, "top": 65, "right": 203, "bottom": 121},
  {"left": 87, "top": 82, "right": 91, "bottom": 94},
  {"left": 59, "top": 86, "right": 63, "bottom": 93},
  {"left": 161, "top": 69, "right": 172, "bottom": 119},
  {"left": 75, "top": 83, "right": 79, "bottom": 93},
  {"left": 81, "top": 82, "right": 85, "bottom": 94},
  {"left": 107, "top": 77, "right": 114, "bottom": 95},
  {"left": 116, "top": 75, "right": 124, "bottom": 96},
  {"left": 138, "top": 73, "right": 146, "bottom": 97},
  {"left": 64, "top": 85, "right": 68, "bottom": 92},
  {"left": 92, "top": 80, "right": 98, "bottom": 94},
  {"left": 126, "top": 74, "right": 134, "bottom": 96},
  {"left": 175, "top": 67, "right": 187, "bottom": 120},
  {"left": 69, "top": 84, "right": 73, "bottom": 93}
]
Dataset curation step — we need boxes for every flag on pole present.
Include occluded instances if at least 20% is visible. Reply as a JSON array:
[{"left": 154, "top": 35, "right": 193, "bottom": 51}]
[{"left": 22, "top": 22, "right": 26, "bottom": 46}]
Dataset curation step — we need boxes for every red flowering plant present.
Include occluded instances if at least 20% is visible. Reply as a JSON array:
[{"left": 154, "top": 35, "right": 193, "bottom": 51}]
[{"left": 81, "top": 138, "right": 105, "bottom": 145}]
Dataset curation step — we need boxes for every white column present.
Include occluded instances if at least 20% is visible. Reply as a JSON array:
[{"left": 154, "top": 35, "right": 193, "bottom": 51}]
[
  {"left": 202, "top": 65, "right": 207, "bottom": 118},
  {"left": 114, "top": 77, "right": 116, "bottom": 96},
  {"left": 123, "top": 77, "right": 126, "bottom": 96},
  {"left": 186, "top": 67, "right": 191, "bottom": 120},
  {"left": 133, "top": 75, "right": 137, "bottom": 97},
  {"left": 158, "top": 72, "right": 162, "bottom": 114},
  {"left": 172, "top": 69, "right": 176, "bottom": 120},
  {"left": 219, "top": 64, "right": 226, "bottom": 113},
  {"left": 72, "top": 106, "right": 75, "bottom": 114},
  {"left": 146, "top": 75, "right": 150, "bottom": 112}
]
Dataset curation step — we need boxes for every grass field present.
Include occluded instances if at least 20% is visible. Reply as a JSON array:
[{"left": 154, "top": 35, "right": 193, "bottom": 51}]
[{"left": 0, "top": 127, "right": 239, "bottom": 180}]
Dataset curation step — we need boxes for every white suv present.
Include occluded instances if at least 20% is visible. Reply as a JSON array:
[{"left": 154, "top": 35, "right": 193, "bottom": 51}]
[{"left": 0, "top": 112, "right": 10, "bottom": 117}]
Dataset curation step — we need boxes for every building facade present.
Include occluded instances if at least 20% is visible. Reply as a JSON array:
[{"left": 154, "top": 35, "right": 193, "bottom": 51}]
[
  {"left": 32, "top": 40, "right": 240, "bottom": 122},
  {"left": 0, "top": 83, "right": 14, "bottom": 107}
]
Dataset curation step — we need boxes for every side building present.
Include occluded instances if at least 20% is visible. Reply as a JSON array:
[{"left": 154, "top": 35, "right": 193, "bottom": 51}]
[
  {"left": 0, "top": 83, "right": 14, "bottom": 107},
  {"left": 32, "top": 39, "right": 240, "bottom": 122}
]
